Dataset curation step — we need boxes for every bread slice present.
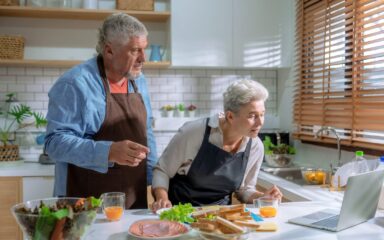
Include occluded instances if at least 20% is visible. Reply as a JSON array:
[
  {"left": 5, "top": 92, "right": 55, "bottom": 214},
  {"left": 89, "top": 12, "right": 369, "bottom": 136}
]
[
  {"left": 255, "top": 222, "right": 278, "bottom": 232},
  {"left": 216, "top": 216, "right": 245, "bottom": 234},
  {"left": 233, "top": 220, "right": 260, "bottom": 229}
]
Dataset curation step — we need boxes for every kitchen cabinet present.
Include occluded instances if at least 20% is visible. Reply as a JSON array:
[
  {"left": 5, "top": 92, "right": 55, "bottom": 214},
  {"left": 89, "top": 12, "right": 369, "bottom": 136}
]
[
  {"left": 22, "top": 176, "right": 54, "bottom": 202},
  {"left": 171, "top": 0, "right": 294, "bottom": 68},
  {"left": 0, "top": 177, "right": 22, "bottom": 240},
  {"left": 0, "top": 6, "right": 171, "bottom": 68},
  {"left": 233, "top": 0, "right": 295, "bottom": 68},
  {"left": 0, "top": 176, "right": 54, "bottom": 240},
  {"left": 170, "top": 0, "right": 233, "bottom": 67}
]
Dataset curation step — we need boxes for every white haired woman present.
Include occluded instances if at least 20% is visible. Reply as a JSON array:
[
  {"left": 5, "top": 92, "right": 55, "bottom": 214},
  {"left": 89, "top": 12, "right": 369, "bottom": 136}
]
[{"left": 151, "top": 79, "right": 282, "bottom": 211}]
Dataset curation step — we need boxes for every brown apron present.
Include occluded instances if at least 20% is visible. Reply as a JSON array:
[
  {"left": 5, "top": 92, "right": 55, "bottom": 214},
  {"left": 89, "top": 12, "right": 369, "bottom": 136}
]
[{"left": 66, "top": 55, "right": 148, "bottom": 209}]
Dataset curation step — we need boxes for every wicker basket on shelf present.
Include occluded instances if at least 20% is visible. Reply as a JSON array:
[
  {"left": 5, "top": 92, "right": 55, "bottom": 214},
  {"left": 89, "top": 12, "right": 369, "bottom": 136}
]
[
  {"left": 0, "top": 35, "right": 25, "bottom": 59},
  {"left": 0, "top": 0, "right": 19, "bottom": 5},
  {"left": 0, "top": 145, "right": 19, "bottom": 162},
  {"left": 116, "top": 0, "right": 154, "bottom": 11}
]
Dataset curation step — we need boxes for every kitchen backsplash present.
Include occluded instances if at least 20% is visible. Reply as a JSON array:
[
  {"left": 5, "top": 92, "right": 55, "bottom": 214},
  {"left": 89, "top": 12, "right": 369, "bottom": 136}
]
[{"left": 0, "top": 66, "right": 277, "bottom": 160}]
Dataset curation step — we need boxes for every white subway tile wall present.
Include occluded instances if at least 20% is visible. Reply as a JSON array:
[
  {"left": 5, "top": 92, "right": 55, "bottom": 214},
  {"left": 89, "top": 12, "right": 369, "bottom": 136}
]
[{"left": 0, "top": 66, "right": 277, "bottom": 160}]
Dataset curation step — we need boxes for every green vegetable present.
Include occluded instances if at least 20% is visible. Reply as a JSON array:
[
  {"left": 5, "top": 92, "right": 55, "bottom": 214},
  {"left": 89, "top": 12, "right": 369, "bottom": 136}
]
[
  {"left": 205, "top": 214, "right": 216, "bottom": 220},
  {"left": 34, "top": 205, "right": 69, "bottom": 240},
  {"left": 159, "top": 203, "right": 195, "bottom": 223},
  {"left": 90, "top": 196, "right": 102, "bottom": 208},
  {"left": 263, "top": 136, "right": 296, "bottom": 155},
  {"left": 32, "top": 197, "right": 101, "bottom": 240}
]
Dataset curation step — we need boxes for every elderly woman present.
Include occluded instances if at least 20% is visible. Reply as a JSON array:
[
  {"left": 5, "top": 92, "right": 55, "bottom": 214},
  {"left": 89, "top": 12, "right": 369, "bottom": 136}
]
[{"left": 151, "top": 79, "right": 282, "bottom": 211}]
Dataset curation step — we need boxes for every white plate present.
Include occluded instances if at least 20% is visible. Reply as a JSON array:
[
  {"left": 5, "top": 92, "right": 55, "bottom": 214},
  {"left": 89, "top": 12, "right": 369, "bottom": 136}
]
[
  {"left": 155, "top": 207, "right": 171, "bottom": 215},
  {"left": 128, "top": 219, "right": 189, "bottom": 239}
]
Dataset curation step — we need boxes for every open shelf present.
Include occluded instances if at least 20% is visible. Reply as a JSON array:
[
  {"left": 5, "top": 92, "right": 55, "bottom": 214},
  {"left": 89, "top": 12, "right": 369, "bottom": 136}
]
[
  {"left": 0, "top": 59, "right": 171, "bottom": 68},
  {"left": 0, "top": 6, "right": 170, "bottom": 22}
]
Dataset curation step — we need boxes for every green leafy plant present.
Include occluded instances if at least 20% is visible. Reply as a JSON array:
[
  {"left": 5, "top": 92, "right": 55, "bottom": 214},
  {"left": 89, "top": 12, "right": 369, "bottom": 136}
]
[
  {"left": 0, "top": 93, "right": 47, "bottom": 146},
  {"left": 263, "top": 136, "right": 296, "bottom": 155},
  {"left": 177, "top": 103, "right": 185, "bottom": 111}
]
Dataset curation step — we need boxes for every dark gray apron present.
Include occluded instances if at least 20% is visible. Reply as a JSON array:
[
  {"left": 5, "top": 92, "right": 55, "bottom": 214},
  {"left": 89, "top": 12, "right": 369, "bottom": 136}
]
[
  {"left": 66, "top": 55, "right": 148, "bottom": 209},
  {"left": 168, "top": 118, "right": 251, "bottom": 206}
]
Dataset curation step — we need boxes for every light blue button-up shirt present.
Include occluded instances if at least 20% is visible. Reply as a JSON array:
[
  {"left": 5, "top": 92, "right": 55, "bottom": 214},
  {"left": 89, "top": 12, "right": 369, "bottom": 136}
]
[{"left": 45, "top": 57, "right": 158, "bottom": 197}]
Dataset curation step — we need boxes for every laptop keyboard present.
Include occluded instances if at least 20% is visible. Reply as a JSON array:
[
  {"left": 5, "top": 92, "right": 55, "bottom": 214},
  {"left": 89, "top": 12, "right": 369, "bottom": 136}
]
[
  {"left": 312, "top": 215, "right": 340, "bottom": 228},
  {"left": 304, "top": 211, "right": 335, "bottom": 220}
]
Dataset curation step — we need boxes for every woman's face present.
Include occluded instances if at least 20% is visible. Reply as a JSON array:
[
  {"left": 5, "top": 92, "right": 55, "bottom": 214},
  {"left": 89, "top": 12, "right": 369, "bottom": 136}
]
[
  {"left": 229, "top": 100, "right": 265, "bottom": 138},
  {"left": 107, "top": 35, "right": 148, "bottom": 79}
]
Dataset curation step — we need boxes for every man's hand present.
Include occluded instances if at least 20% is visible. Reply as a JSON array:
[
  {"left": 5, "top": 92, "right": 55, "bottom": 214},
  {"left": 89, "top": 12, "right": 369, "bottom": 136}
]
[{"left": 108, "top": 140, "right": 149, "bottom": 166}]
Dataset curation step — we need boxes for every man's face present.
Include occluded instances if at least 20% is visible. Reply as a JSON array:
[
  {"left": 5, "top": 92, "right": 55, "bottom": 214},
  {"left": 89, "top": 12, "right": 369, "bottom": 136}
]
[{"left": 109, "top": 35, "right": 148, "bottom": 79}]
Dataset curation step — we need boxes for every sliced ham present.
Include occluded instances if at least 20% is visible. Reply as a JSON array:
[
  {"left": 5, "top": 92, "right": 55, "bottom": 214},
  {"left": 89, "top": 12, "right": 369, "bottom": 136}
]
[{"left": 129, "top": 219, "right": 188, "bottom": 238}]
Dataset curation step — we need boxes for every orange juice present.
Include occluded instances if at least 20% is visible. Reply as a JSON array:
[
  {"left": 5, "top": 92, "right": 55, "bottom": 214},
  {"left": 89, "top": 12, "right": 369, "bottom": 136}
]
[
  {"left": 104, "top": 206, "right": 124, "bottom": 221},
  {"left": 259, "top": 206, "right": 277, "bottom": 217}
]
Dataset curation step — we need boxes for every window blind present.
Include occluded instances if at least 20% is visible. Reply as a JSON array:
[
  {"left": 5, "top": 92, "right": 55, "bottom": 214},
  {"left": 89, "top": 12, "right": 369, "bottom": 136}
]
[{"left": 294, "top": 0, "right": 384, "bottom": 151}]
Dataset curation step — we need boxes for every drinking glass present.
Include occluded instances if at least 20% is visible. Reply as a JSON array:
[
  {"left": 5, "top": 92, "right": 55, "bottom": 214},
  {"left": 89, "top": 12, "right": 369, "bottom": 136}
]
[
  {"left": 253, "top": 197, "right": 278, "bottom": 218},
  {"left": 101, "top": 192, "right": 125, "bottom": 221}
]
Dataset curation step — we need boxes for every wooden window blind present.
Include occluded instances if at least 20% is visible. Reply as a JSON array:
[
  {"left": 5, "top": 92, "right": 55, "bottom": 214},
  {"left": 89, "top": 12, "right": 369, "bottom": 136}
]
[{"left": 294, "top": 0, "right": 384, "bottom": 151}]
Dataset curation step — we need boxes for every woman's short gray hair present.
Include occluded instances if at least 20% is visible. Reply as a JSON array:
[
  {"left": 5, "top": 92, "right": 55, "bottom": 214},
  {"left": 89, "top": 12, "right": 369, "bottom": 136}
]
[
  {"left": 223, "top": 79, "right": 269, "bottom": 113},
  {"left": 96, "top": 13, "right": 148, "bottom": 55}
]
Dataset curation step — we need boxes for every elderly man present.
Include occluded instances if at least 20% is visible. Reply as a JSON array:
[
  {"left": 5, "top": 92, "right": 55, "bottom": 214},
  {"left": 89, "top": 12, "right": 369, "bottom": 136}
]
[{"left": 45, "top": 13, "right": 157, "bottom": 209}]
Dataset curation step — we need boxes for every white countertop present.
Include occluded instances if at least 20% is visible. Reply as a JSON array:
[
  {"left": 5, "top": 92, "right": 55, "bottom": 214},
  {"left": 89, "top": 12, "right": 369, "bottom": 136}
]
[
  {"left": 257, "top": 171, "right": 344, "bottom": 203},
  {"left": 85, "top": 201, "right": 384, "bottom": 240},
  {"left": 0, "top": 161, "right": 344, "bottom": 203},
  {"left": 0, "top": 161, "right": 54, "bottom": 177}
]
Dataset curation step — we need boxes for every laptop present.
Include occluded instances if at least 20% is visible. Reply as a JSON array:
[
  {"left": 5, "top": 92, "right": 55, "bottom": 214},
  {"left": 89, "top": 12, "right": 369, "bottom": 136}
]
[{"left": 288, "top": 169, "right": 384, "bottom": 232}]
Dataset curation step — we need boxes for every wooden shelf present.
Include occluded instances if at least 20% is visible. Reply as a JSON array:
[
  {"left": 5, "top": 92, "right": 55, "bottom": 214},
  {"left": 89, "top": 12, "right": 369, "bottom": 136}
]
[
  {"left": 0, "top": 59, "right": 171, "bottom": 68},
  {"left": 0, "top": 6, "right": 170, "bottom": 22}
]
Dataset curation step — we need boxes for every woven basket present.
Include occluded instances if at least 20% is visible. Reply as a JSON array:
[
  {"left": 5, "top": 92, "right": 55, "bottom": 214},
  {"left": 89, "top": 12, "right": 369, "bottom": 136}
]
[
  {"left": 0, "top": 145, "right": 19, "bottom": 162},
  {"left": 0, "top": 0, "right": 19, "bottom": 5},
  {"left": 0, "top": 35, "right": 25, "bottom": 59},
  {"left": 116, "top": 0, "right": 154, "bottom": 11}
]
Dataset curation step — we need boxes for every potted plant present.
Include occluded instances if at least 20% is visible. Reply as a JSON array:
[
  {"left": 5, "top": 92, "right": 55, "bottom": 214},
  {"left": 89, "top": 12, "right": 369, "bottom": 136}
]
[
  {"left": 263, "top": 136, "right": 296, "bottom": 167},
  {"left": 161, "top": 104, "right": 174, "bottom": 117},
  {"left": 176, "top": 103, "right": 185, "bottom": 117},
  {"left": 0, "top": 93, "right": 47, "bottom": 161},
  {"left": 187, "top": 104, "right": 197, "bottom": 117}
]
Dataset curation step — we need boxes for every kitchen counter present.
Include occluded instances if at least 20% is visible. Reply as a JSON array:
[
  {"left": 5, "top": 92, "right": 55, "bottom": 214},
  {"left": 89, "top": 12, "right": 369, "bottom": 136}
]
[
  {"left": 0, "top": 161, "right": 343, "bottom": 202},
  {"left": 85, "top": 201, "right": 384, "bottom": 240},
  {"left": 258, "top": 171, "right": 344, "bottom": 203},
  {"left": 0, "top": 161, "right": 54, "bottom": 177}
]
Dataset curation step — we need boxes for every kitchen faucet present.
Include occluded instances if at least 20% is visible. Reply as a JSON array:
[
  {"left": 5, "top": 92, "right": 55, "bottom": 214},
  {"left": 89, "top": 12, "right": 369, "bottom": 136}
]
[{"left": 315, "top": 126, "right": 342, "bottom": 174}]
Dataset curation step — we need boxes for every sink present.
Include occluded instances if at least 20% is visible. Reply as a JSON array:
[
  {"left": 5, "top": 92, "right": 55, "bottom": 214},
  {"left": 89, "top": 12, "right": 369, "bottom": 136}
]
[{"left": 261, "top": 166, "right": 306, "bottom": 185}]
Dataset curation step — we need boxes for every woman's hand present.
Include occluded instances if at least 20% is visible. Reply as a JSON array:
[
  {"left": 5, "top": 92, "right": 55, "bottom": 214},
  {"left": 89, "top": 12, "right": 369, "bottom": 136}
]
[
  {"left": 152, "top": 198, "right": 172, "bottom": 212},
  {"left": 264, "top": 185, "right": 283, "bottom": 202},
  {"left": 151, "top": 187, "right": 172, "bottom": 212}
]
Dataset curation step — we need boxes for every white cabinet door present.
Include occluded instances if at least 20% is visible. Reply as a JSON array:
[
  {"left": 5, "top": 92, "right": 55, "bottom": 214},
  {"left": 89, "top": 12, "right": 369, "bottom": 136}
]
[
  {"left": 171, "top": 0, "right": 233, "bottom": 67},
  {"left": 23, "top": 177, "right": 54, "bottom": 202},
  {"left": 233, "top": 0, "right": 295, "bottom": 68}
]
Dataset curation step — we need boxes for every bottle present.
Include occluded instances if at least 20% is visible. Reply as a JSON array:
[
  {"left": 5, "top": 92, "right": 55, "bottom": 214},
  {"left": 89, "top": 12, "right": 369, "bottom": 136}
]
[
  {"left": 376, "top": 156, "right": 384, "bottom": 170},
  {"left": 377, "top": 156, "right": 384, "bottom": 209},
  {"left": 352, "top": 151, "right": 369, "bottom": 174}
]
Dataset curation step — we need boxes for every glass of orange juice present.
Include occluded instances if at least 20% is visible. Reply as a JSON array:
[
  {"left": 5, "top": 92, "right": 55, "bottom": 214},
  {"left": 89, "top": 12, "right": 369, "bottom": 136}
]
[
  {"left": 254, "top": 197, "right": 278, "bottom": 218},
  {"left": 101, "top": 192, "right": 125, "bottom": 221}
]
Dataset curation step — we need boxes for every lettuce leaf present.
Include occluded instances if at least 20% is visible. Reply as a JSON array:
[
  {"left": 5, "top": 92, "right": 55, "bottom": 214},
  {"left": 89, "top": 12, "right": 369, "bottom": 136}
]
[{"left": 159, "top": 203, "right": 195, "bottom": 223}]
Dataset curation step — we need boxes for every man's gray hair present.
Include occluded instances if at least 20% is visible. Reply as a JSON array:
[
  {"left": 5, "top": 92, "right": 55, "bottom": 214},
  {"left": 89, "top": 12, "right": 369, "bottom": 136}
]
[
  {"left": 96, "top": 13, "right": 148, "bottom": 54},
  {"left": 223, "top": 79, "right": 269, "bottom": 113}
]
